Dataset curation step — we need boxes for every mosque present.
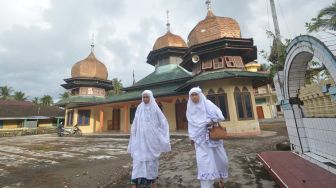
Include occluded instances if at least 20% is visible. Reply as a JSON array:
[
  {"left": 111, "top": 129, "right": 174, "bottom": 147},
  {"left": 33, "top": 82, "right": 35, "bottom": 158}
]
[{"left": 56, "top": 1, "right": 271, "bottom": 136}]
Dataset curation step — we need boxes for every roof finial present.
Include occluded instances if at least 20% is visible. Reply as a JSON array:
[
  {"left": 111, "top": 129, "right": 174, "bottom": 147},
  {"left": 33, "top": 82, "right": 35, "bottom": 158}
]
[
  {"left": 90, "top": 33, "right": 95, "bottom": 52},
  {"left": 166, "top": 10, "right": 170, "bottom": 32},
  {"left": 205, "top": 0, "right": 211, "bottom": 10}
]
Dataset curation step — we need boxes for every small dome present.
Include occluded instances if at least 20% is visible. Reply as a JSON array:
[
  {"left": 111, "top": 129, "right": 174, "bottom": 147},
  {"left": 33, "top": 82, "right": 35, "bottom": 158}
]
[
  {"left": 71, "top": 52, "right": 108, "bottom": 80},
  {"left": 188, "top": 10, "right": 241, "bottom": 47},
  {"left": 153, "top": 31, "right": 187, "bottom": 50}
]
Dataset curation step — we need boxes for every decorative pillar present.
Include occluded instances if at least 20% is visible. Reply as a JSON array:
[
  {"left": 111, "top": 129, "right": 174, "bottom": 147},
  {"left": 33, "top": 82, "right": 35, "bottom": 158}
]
[
  {"left": 100, "top": 108, "right": 104, "bottom": 132},
  {"left": 124, "top": 104, "right": 129, "bottom": 133}
]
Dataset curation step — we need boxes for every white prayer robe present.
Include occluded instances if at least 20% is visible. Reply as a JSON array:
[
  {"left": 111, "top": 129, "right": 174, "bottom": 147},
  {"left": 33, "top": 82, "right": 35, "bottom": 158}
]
[
  {"left": 127, "top": 90, "right": 171, "bottom": 180},
  {"left": 186, "top": 87, "right": 229, "bottom": 187}
]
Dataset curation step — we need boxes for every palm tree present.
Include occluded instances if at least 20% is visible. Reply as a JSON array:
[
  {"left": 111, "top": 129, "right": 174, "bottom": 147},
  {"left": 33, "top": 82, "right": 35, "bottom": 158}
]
[
  {"left": 306, "top": 2, "right": 336, "bottom": 32},
  {"left": 59, "top": 91, "right": 70, "bottom": 100},
  {"left": 32, "top": 97, "right": 39, "bottom": 104},
  {"left": 0, "top": 86, "right": 13, "bottom": 99},
  {"left": 109, "top": 78, "right": 123, "bottom": 96},
  {"left": 40, "top": 95, "right": 53, "bottom": 106},
  {"left": 13, "top": 91, "right": 27, "bottom": 101}
]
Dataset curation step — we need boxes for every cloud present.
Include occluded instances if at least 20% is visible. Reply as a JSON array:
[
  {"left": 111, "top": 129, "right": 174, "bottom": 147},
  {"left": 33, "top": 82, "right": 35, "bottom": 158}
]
[{"left": 0, "top": 0, "right": 334, "bottom": 102}]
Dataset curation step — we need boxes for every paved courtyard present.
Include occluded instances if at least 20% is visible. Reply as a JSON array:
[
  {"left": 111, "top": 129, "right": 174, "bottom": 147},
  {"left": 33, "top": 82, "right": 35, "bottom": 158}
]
[{"left": 0, "top": 124, "right": 288, "bottom": 188}]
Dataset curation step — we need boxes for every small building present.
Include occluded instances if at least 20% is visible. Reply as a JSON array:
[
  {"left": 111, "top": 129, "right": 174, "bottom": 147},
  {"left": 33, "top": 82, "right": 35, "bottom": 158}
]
[
  {"left": 0, "top": 99, "right": 64, "bottom": 129},
  {"left": 56, "top": 2, "right": 271, "bottom": 136}
]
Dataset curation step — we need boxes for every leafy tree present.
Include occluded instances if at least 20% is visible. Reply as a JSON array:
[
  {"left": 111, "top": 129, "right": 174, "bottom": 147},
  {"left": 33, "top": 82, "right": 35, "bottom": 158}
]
[
  {"left": 13, "top": 91, "right": 27, "bottom": 101},
  {"left": 0, "top": 86, "right": 14, "bottom": 99},
  {"left": 108, "top": 78, "right": 123, "bottom": 96},
  {"left": 40, "top": 95, "right": 53, "bottom": 106},
  {"left": 59, "top": 91, "right": 70, "bottom": 100},
  {"left": 259, "top": 30, "right": 291, "bottom": 77},
  {"left": 306, "top": 2, "right": 336, "bottom": 32}
]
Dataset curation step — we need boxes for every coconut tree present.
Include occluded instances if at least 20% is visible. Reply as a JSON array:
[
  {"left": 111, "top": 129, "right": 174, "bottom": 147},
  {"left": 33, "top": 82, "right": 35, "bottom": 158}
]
[
  {"left": 109, "top": 78, "right": 123, "bottom": 96},
  {"left": 59, "top": 91, "right": 70, "bottom": 100},
  {"left": 306, "top": 2, "right": 336, "bottom": 32},
  {"left": 0, "top": 86, "right": 13, "bottom": 99},
  {"left": 13, "top": 91, "right": 27, "bottom": 101},
  {"left": 40, "top": 95, "right": 53, "bottom": 106}
]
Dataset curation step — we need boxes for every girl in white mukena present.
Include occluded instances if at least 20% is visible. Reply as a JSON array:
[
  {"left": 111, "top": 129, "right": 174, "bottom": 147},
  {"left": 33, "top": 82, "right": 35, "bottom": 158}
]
[
  {"left": 187, "top": 87, "right": 228, "bottom": 188},
  {"left": 127, "top": 90, "right": 171, "bottom": 188}
]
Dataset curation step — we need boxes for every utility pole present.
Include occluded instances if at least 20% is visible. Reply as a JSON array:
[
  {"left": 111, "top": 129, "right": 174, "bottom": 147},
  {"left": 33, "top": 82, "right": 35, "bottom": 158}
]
[
  {"left": 270, "top": 0, "right": 281, "bottom": 41},
  {"left": 269, "top": 0, "right": 282, "bottom": 119},
  {"left": 270, "top": 0, "right": 282, "bottom": 66},
  {"left": 270, "top": 0, "right": 304, "bottom": 154}
]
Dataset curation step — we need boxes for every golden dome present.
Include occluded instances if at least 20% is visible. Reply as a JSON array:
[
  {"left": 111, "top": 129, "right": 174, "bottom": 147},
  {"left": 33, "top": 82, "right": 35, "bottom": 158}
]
[
  {"left": 71, "top": 52, "right": 108, "bottom": 80},
  {"left": 187, "top": 10, "right": 241, "bottom": 47},
  {"left": 153, "top": 31, "right": 187, "bottom": 50}
]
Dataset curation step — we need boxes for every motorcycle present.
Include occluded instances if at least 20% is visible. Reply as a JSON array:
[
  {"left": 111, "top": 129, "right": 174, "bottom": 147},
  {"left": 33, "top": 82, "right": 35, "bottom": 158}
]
[{"left": 57, "top": 124, "right": 82, "bottom": 137}]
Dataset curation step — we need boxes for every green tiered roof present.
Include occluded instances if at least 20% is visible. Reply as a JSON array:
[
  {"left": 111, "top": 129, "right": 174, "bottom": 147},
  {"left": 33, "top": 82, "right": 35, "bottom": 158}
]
[
  {"left": 126, "top": 64, "right": 192, "bottom": 90},
  {"left": 186, "top": 70, "right": 269, "bottom": 83}
]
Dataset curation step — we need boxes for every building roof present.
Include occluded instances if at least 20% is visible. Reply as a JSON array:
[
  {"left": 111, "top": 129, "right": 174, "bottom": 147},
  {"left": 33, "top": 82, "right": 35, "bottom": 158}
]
[
  {"left": 177, "top": 69, "right": 271, "bottom": 90},
  {"left": 71, "top": 52, "right": 108, "bottom": 80},
  {"left": 62, "top": 77, "right": 113, "bottom": 90},
  {"left": 104, "top": 84, "right": 183, "bottom": 104},
  {"left": 0, "top": 100, "right": 65, "bottom": 119},
  {"left": 125, "top": 64, "right": 192, "bottom": 90},
  {"left": 188, "top": 70, "right": 269, "bottom": 83},
  {"left": 187, "top": 10, "right": 241, "bottom": 47},
  {"left": 153, "top": 31, "right": 187, "bottom": 51}
]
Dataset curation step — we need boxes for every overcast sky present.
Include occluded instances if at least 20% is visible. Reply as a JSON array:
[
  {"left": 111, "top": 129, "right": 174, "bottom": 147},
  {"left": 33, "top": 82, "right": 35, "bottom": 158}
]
[{"left": 0, "top": 0, "right": 333, "bottom": 101}]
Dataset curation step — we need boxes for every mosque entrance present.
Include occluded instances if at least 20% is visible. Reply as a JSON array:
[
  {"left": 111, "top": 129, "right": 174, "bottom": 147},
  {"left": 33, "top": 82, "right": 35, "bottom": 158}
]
[
  {"left": 175, "top": 99, "right": 188, "bottom": 130},
  {"left": 275, "top": 34, "right": 336, "bottom": 164}
]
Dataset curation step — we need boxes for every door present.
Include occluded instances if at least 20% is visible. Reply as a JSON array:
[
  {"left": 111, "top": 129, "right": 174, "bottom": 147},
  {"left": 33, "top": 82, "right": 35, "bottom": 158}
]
[
  {"left": 112, "top": 109, "right": 120, "bottom": 130},
  {"left": 107, "top": 120, "right": 113, "bottom": 130},
  {"left": 175, "top": 101, "right": 188, "bottom": 130},
  {"left": 256, "top": 106, "right": 264, "bottom": 119}
]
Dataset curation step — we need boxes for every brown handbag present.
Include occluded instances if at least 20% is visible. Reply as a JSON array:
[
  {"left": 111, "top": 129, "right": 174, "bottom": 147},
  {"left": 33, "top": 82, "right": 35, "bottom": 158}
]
[{"left": 209, "top": 122, "right": 227, "bottom": 140}]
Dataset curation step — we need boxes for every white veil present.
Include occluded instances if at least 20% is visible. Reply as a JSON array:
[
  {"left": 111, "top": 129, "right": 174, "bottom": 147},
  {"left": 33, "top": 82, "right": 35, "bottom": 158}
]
[
  {"left": 127, "top": 90, "right": 171, "bottom": 161},
  {"left": 186, "top": 87, "right": 224, "bottom": 140}
]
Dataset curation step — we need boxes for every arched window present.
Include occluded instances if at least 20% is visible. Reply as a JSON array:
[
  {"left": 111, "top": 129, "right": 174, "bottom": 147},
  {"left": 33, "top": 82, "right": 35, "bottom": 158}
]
[
  {"left": 234, "top": 86, "right": 254, "bottom": 120},
  {"left": 77, "top": 110, "right": 91, "bottom": 125},
  {"left": 206, "top": 88, "right": 230, "bottom": 120},
  {"left": 242, "top": 87, "right": 253, "bottom": 118}
]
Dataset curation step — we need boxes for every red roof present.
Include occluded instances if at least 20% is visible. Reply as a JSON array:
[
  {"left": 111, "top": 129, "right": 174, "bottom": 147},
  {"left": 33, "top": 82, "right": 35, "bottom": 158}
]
[{"left": 0, "top": 99, "right": 65, "bottom": 118}]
